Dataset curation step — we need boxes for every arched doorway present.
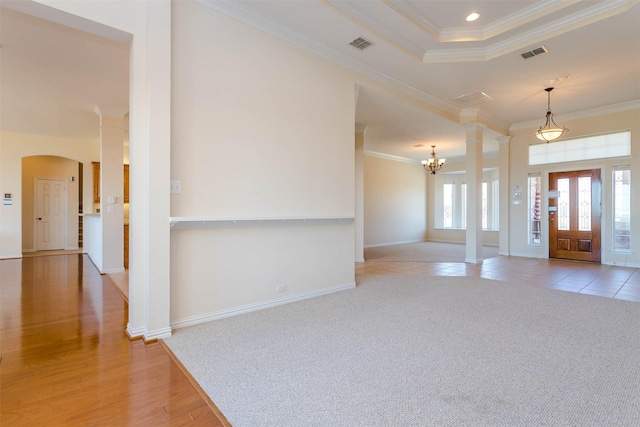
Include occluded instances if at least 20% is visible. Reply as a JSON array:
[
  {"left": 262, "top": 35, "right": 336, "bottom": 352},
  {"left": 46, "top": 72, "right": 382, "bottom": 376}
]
[{"left": 22, "top": 155, "right": 82, "bottom": 254}]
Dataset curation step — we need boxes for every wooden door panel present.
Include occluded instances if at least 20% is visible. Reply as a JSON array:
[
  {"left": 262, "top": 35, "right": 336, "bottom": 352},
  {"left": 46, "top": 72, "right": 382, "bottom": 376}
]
[{"left": 549, "top": 169, "right": 601, "bottom": 262}]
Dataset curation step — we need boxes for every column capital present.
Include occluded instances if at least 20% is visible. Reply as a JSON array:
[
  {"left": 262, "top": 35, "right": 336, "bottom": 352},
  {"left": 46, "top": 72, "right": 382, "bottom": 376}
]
[
  {"left": 496, "top": 135, "right": 511, "bottom": 145},
  {"left": 461, "top": 122, "right": 486, "bottom": 132},
  {"left": 94, "top": 104, "right": 128, "bottom": 119},
  {"left": 94, "top": 105, "right": 127, "bottom": 130},
  {"left": 355, "top": 124, "right": 368, "bottom": 134}
]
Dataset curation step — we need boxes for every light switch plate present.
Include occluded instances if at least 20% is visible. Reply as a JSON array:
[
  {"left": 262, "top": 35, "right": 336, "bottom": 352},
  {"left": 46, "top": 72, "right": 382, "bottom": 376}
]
[{"left": 170, "top": 180, "right": 182, "bottom": 194}]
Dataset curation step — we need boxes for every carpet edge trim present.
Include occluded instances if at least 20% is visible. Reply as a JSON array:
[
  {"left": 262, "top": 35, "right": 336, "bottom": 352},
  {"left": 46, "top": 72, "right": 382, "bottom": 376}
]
[{"left": 159, "top": 340, "right": 232, "bottom": 427}]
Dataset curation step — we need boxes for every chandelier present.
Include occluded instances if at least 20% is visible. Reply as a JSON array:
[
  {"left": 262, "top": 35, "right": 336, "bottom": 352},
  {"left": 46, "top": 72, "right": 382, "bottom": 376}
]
[
  {"left": 422, "top": 145, "right": 445, "bottom": 175},
  {"left": 536, "top": 87, "right": 568, "bottom": 142}
]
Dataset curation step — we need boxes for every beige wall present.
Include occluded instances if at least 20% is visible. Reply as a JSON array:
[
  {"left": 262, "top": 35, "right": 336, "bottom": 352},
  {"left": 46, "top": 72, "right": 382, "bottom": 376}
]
[
  {"left": 22, "top": 156, "right": 80, "bottom": 252},
  {"left": 169, "top": 1, "right": 356, "bottom": 326},
  {"left": 508, "top": 108, "right": 640, "bottom": 266},
  {"left": 364, "top": 153, "right": 426, "bottom": 247},
  {"left": 1, "top": 131, "right": 98, "bottom": 258}
]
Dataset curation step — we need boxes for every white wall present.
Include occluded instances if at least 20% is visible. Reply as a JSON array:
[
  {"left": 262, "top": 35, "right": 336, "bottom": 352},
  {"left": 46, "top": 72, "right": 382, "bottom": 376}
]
[
  {"left": 509, "top": 108, "right": 640, "bottom": 266},
  {"left": 83, "top": 213, "right": 102, "bottom": 271},
  {"left": 364, "top": 153, "right": 426, "bottom": 247},
  {"left": 169, "top": 1, "right": 356, "bottom": 326}
]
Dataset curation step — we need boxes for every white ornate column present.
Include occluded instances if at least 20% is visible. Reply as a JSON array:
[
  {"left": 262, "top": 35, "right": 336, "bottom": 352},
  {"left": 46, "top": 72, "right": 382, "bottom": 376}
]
[
  {"left": 497, "top": 135, "right": 511, "bottom": 256},
  {"left": 94, "top": 105, "right": 126, "bottom": 273},
  {"left": 355, "top": 124, "right": 367, "bottom": 263},
  {"left": 463, "top": 122, "right": 485, "bottom": 264}
]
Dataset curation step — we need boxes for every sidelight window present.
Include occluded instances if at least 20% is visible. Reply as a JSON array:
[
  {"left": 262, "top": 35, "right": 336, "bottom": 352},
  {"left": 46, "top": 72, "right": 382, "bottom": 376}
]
[
  {"left": 528, "top": 173, "right": 542, "bottom": 245},
  {"left": 613, "top": 166, "right": 631, "bottom": 251}
]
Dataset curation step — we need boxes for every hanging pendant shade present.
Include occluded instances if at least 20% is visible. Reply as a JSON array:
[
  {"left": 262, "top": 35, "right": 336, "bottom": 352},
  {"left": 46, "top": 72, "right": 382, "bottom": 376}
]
[{"left": 536, "top": 87, "right": 568, "bottom": 142}]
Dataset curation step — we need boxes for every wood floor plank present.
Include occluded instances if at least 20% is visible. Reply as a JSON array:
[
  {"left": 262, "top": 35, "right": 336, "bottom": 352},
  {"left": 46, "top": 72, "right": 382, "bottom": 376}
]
[{"left": 0, "top": 254, "right": 225, "bottom": 426}]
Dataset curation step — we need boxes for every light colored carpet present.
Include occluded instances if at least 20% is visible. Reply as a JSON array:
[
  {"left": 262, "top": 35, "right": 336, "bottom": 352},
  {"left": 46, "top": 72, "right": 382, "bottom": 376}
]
[
  {"left": 365, "top": 241, "right": 499, "bottom": 263},
  {"left": 164, "top": 275, "right": 640, "bottom": 426}
]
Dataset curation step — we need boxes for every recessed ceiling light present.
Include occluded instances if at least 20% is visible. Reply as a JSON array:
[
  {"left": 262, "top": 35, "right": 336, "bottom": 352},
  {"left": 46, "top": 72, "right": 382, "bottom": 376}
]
[{"left": 466, "top": 12, "right": 480, "bottom": 22}]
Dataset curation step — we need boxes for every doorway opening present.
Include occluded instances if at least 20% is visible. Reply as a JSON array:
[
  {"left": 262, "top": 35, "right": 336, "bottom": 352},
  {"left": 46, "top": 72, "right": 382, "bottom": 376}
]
[{"left": 22, "top": 155, "right": 82, "bottom": 254}]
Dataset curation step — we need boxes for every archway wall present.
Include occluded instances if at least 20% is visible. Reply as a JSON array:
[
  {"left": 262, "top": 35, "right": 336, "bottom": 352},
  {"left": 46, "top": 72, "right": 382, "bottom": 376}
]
[{"left": 0, "top": 131, "right": 99, "bottom": 258}]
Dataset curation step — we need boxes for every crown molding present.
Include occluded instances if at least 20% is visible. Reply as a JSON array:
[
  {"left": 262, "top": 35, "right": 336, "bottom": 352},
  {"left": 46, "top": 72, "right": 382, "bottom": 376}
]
[
  {"left": 381, "top": 0, "right": 440, "bottom": 40},
  {"left": 364, "top": 150, "right": 419, "bottom": 165},
  {"left": 323, "top": 0, "right": 423, "bottom": 60},
  {"left": 510, "top": 100, "right": 640, "bottom": 131},
  {"left": 423, "top": 0, "right": 636, "bottom": 63},
  {"left": 439, "top": 0, "right": 580, "bottom": 42},
  {"left": 195, "top": 0, "right": 461, "bottom": 119}
]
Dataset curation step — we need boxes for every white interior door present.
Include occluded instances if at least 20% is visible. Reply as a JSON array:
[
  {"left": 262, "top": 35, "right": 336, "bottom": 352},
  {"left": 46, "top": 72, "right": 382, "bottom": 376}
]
[{"left": 36, "top": 179, "right": 67, "bottom": 251}]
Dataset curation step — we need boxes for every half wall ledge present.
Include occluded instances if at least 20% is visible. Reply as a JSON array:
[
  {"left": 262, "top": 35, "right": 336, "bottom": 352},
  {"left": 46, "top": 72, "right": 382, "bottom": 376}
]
[{"left": 169, "top": 215, "right": 355, "bottom": 229}]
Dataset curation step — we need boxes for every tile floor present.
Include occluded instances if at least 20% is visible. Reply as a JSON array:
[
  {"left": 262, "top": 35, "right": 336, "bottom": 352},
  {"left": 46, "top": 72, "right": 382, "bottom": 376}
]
[{"left": 356, "top": 256, "right": 640, "bottom": 303}]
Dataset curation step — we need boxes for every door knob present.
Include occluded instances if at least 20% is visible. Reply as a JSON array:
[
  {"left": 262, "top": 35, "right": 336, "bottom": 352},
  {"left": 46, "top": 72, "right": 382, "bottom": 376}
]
[{"left": 37, "top": 217, "right": 42, "bottom": 220}]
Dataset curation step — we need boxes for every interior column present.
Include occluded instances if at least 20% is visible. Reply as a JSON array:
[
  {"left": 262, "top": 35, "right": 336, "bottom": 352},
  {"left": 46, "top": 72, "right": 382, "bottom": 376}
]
[
  {"left": 497, "top": 135, "right": 511, "bottom": 256},
  {"left": 463, "top": 123, "right": 485, "bottom": 264},
  {"left": 95, "top": 105, "right": 126, "bottom": 273},
  {"left": 355, "top": 124, "right": 366, "bottom": 263}
]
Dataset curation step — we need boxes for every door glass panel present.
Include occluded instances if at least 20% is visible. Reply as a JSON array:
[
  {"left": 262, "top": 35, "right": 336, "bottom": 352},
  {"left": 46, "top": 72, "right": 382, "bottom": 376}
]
[
  {"left": 578, "top": 177, "right": 591, "bottom": 231},
  {"left": 528, "top": 174, "right": 541, "bottom": 245},
  {"left": 557, "top": 178, "right": 570, "bottom": 230}
]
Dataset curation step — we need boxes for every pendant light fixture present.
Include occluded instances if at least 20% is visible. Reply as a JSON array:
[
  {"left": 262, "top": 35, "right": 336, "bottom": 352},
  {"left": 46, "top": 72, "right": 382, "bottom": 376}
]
[
  {"left": 536, "top": 87, "right": 568, "bottom": 142},
  {"left": 422, "top": 145, "right": 445, "bottom": 175}
]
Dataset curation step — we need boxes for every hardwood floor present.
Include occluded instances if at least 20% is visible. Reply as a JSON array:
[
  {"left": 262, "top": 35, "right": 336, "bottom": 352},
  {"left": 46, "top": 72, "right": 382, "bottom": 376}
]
[{"left": 0, "top": 254, "right": 227, "bottom": 426}]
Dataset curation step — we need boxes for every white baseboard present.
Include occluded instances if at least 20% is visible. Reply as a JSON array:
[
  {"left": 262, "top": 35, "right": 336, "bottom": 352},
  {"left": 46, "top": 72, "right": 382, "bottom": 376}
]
[
  {"left": 145, "top": 327, "right": 172, "bottom": 341},
  {"left": 126, "top": 324, "right": 146, "bottom": 340},
  {"left": 171, "top": 282, "right": 356, "bottom": 330},
  {"left": 364, "top": 239, "right": 424, "bottom": 249},
  {"left": 0, "top": 254, "right": 23, "bottom": 260},
  {"left": 126, "top": 324, "right": 171, "bottom": 342},
  {"left": 102, "top": 267, "right": 125, "bottom": 274},
  {"left": 23, "top": 248, "right": 36, "bottom": 253},
  {"left": 509, "top": 252, "right": 546, "bottom": 259},
  {"left": 355, "top": 257, "right": 365, "bottom": 263},
  {"left": 604, "top": 260, "right": 640, "bottom": 268}
]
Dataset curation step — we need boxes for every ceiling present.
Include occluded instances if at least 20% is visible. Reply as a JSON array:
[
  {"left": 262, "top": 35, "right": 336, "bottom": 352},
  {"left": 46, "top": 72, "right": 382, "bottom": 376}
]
[
  {"left": 1, "top": 1, "right": 639, "bottom": 162},
  {"left": 0, "top": 5, "right": 129, "bottom": 143}
]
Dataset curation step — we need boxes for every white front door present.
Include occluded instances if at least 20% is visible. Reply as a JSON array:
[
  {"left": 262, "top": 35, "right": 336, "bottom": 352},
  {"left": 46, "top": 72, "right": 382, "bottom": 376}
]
[{"left": 36, "top": 179, "right": 67, "bottom": 251}]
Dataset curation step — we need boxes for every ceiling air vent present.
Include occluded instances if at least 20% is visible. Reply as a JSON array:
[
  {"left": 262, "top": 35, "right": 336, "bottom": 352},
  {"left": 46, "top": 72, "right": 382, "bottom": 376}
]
[
  {"left": 453, "top": 91, "right": 493, "bottom": 106},
  {"left": 521, "top": 46, "right": 548, "bottom": 59},
  {"left": 349, "top": 37, "right": 372, "bottom": 50}
]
